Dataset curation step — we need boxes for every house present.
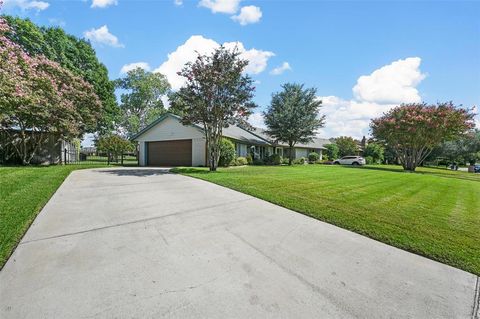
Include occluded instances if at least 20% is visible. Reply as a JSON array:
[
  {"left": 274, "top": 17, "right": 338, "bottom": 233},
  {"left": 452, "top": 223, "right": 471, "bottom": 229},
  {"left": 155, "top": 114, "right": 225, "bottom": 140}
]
[{"left": 132, "top": 113, "right": 329, "bottom": 167}]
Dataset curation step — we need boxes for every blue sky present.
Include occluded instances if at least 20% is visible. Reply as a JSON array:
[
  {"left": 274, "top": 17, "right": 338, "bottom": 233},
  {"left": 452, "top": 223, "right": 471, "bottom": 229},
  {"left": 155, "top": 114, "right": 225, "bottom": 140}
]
[{"left": 2, "top": 0, "right": 480, "bottom": 139}]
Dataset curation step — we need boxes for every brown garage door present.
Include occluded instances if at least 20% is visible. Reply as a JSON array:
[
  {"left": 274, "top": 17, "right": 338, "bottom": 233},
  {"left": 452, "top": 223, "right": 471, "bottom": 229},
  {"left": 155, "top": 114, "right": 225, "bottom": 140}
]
[{"left": 147, "top": 139, "right": 192, "bottom": 166}]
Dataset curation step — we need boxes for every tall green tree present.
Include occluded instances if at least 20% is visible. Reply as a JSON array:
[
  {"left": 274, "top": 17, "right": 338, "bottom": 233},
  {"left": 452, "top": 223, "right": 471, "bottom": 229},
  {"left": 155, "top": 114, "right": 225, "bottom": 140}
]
[
  {"left": 170, "top": 46, "right": 256, "bottom": 171},
  {"left": 2, "top": 16, "right": 118, "bottom": 134},
  {"left": 263, "top": 83, "right": 325, "bottom": 165},
  {"left": 364, "top": 142, "right": 385, "bottom": 164},
  {"left": 335, "top": 136, "right": 359, "bottom": 157},
  {"left": 439, "top": 130, "right": 480, "bottom": 165},
  {"left": 371, "top": 102, "right": 475, "bottom": 171},
  {"left": 115, "top": 68, "right": 171, "bottom": 137},
  {"left": 324, "top": 143, "right": 339, "bottom": 160}
]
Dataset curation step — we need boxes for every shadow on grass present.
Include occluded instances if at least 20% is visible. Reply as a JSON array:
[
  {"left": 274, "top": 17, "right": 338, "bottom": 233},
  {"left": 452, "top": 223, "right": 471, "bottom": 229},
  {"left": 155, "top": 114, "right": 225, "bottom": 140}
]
[{"left": 98, "top": 168, "right": 171, "bottom": 177}]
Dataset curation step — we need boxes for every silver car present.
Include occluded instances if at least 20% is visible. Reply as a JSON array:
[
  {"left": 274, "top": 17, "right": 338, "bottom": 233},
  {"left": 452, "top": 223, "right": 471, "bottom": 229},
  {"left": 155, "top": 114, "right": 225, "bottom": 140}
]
[{"left": 333, "top": 156, "right": 366, "bottom": 166}]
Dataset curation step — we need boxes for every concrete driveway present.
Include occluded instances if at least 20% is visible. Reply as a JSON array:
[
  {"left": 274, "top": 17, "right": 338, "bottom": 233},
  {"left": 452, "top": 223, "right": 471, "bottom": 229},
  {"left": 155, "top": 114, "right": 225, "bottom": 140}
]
[{"left": 1, "top": 167, "right": 478, "bottom": 318}]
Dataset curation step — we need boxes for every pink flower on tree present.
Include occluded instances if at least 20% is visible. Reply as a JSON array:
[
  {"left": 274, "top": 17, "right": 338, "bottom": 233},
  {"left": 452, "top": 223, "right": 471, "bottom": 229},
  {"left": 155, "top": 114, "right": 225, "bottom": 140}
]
[{"left": 370, "top": 102, "right": 475, "bottom": 171}]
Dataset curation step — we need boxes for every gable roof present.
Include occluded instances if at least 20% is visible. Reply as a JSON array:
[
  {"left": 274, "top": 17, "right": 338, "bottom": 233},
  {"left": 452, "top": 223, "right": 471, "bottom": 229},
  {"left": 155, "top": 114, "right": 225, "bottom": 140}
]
[
  {"left": 222, "top": 125, "right": 270, "bottom": 145},
  {"left": 130, "top": 113, "right": 202, "bottom": 141},
  {"left": 131, "top": 113, "right": 268, "bottom": 145},
  {"left": 247, "top": 127, "right": 329, "bottom": 150}
]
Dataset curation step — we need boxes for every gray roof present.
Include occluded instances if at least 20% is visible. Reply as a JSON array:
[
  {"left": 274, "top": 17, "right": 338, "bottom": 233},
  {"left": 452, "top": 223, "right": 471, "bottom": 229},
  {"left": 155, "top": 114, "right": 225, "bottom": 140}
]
[
  {"left": 246, "top": 127, "right": 330, "bottom": 150},
  {"left": 295, "top": 138, "right": 331, "bottom": 150},
  {"left": 222, "top": 125, "right": 270, "bottom": 145}
]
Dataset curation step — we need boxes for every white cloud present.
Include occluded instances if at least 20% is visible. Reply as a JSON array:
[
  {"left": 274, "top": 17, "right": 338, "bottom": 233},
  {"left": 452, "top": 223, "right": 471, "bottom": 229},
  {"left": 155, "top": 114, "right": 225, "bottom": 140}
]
[
  {"left": 174, "top": 0, "right": 183, "bottom": 5},
  {"left": 83, "top": 25, "right": 124, "bottom": 48},
  {"left": 224, "top": 41, "right": 274, "bottom": 74},
  {"left": 199, "top": 0, "right": 241, "bottom": 14},
  {"left": 270, "top": 62, "right": 291, "bottom": 75},
  {"left": 91, "top": 0, "right": 117, "bottom": 8},
  {"left": 154, "top": 35, "right": 274, "bottom": 90},
  {"left": 3, "top": 0, "right": 49, "bottom": 11},
  {"left": 120, "top": 62, "right": 151, "bottom": 74},
  {"left": 318, "top": 57, "right": 426, "bottom": 138},
  {"left": 248, "top": 112, "right": 266, "bottom": 129},
  {"left": 231, "top": 5, "right": 262, "bottom": 25},
  {"left": 352, "top": 57, "right": 426, "bottom": 104},
  {"left": 473, "top": 106, "right": 480, "bottom": 129}
]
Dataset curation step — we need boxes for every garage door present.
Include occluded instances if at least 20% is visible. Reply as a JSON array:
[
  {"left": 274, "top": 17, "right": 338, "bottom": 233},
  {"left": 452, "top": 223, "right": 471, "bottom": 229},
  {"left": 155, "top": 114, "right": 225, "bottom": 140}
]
[{"left": 147, "top": 139, "right": 192, "bottom": 166}]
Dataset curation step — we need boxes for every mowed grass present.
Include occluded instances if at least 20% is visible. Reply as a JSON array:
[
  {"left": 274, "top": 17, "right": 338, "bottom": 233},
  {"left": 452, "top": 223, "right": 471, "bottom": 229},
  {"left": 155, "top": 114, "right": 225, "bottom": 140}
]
[
  {"left": 175, "top": 165, "right": 480, "bottom": 275},
  {"left": 0, "top": 165, "right": 104, "bottom": 269}
]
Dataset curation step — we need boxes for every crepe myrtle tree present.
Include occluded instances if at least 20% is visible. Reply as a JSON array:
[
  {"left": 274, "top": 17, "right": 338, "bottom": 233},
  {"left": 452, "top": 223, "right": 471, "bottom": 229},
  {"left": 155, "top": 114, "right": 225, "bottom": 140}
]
[
  {"left": 370, "top": 102, "right": 475, "bottom": 171},
  {"left": 3, "top": 15, "right": 118, "bottom": 134},
  {"left": 170, "top": 46, "right": 256, "bottom": 171},
  {"left": 263, "top": 83, "right": 325, "bottom": 165},
  {"left": 0, "top": 14, "right": 102, "bottom": 165}
]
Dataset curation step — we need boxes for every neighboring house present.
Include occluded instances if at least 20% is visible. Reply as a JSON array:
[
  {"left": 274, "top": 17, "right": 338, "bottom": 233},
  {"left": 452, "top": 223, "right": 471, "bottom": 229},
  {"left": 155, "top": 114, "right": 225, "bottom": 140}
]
[
  {"left": 132, "top": 113, "right": 330, "bottom": 167},
  {"left": 0, "top": 129, "right": 77, "bottom": 165}
]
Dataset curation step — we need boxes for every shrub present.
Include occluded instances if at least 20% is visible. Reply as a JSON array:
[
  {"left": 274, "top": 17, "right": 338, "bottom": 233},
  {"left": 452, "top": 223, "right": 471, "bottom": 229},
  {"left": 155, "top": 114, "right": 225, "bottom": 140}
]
[
  {"left": 281, "top": 157, "right": 290, "bottom": 165},
  {"left": 308, "top": 152, "right": 319, "bottom": 163},
  {"left": 253, "top": 158, "right": 264, "bottom": 165},
  {"left": 322, "top": 154, "right": 329, "bottom": 161},
  {"left": 365, "top": 156, "right": 374, "bottom": 165},
  {"left": 246, "top": 153, "right": 253, "bottom": 165},
  {"left": 236, "top": 157, "right": 248, "bottom": 166},
  {"left": 218, "top": 138, "right": 236, "bottom": 167},
  {"left": 293, "top": 157, "right": 305, "bottom": 165},
  {"left": 265, "top": 153, "right": 282, "bottom": 165}
]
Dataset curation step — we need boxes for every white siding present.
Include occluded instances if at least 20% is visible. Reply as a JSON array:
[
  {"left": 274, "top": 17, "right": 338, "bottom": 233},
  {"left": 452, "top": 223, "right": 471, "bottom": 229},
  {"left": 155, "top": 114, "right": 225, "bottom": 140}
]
[
  {"left": 135, "top": 116, "right": 206, "bottom": 166},
  {"left": 192, "top": 138, "right": 206, "bottom": 166},
  {"left": 139, "top": 141, "right": 146, "bottom": 166},
  {"left": 295, "top": 148, "right": 309, "bottom": 159}
]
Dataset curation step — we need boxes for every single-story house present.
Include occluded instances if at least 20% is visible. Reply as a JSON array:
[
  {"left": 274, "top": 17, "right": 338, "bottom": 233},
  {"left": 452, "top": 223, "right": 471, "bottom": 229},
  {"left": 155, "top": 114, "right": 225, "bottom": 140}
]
[{"left": 132, "top": 113, "right": 330, "bottom": 167}]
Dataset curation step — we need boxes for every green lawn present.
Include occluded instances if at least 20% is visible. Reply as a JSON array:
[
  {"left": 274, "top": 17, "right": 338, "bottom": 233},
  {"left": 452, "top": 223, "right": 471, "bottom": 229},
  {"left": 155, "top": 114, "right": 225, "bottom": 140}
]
[
  {"left": 0, "top": 165, "right": 104, "bottom": 269},
  {"left": 175, "top": 165, "right": 480, "bottom": 275}
]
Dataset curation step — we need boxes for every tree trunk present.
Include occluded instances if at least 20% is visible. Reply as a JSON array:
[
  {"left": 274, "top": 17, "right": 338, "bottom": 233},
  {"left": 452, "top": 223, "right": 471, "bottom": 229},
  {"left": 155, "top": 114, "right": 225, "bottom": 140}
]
[
  {"left": 206, "top": 133, "right": 220, "bottom": 172},
  {"left": 21, "top": 129, "right": 28, "bottom": 165},
  {"left": 402, "top": 161, "right": 416, "bottom": 172},
  {"left": 288, "top": 144, "right": 294, "bottom": 165}
]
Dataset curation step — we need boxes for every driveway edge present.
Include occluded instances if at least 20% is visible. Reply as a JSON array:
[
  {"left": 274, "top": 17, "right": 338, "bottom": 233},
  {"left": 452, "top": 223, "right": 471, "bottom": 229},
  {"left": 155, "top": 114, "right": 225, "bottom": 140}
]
[{"left": 473, "top": 276, "right": 480, "bottom": 319}]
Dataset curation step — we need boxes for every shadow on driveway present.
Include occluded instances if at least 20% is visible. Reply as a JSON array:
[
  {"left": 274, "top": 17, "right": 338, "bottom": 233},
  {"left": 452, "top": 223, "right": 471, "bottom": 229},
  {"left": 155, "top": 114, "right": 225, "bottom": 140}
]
[{"left": 97, "top": 169, "right": 171, "bottom": 177}]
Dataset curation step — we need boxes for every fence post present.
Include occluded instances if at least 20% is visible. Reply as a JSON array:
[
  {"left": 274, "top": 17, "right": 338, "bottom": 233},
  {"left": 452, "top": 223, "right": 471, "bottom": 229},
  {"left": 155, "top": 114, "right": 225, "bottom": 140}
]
[{"left": 64, "top": 148, "right": 67, "bottom": 165}]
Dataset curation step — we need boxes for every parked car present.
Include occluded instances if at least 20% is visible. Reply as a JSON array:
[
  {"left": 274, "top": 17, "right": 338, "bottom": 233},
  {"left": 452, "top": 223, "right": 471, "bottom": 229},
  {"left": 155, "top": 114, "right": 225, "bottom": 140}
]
[
  {"left": 333, "top": 156, "right": 366, "bottom": 166},
  {"left": 475, "top": 165, "right": 480, "bottom": 173}
]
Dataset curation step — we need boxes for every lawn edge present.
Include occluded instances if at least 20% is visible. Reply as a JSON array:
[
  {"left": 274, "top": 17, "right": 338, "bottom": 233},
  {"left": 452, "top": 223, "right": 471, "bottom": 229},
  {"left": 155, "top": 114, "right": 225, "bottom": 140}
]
[{"left": 0, "top": 166, "right": 102, "bottom": 271}]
